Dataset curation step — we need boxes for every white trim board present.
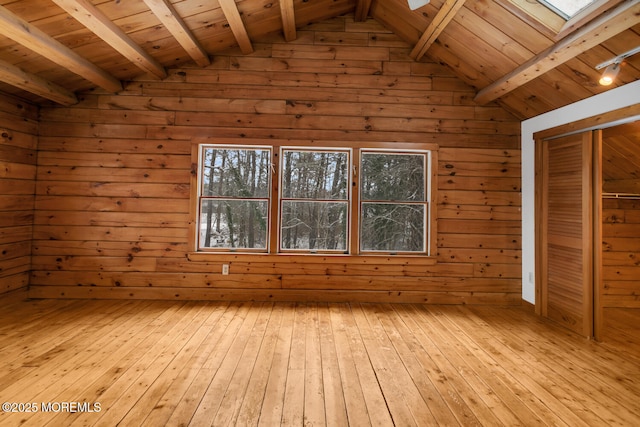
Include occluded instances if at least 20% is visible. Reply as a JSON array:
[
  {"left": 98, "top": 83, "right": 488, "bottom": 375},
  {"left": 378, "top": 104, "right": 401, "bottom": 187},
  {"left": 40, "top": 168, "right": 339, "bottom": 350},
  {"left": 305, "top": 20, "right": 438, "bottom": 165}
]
[{"left": 521, "top": 80, "right": 640, "bottom": 303}]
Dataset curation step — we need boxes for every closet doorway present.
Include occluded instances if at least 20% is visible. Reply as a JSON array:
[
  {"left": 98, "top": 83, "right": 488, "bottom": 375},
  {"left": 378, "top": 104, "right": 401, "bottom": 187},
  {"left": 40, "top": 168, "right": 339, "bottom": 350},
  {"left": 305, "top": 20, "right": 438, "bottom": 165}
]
[
  {"left": 536, "top": 116, "right": 640, "bottom": 342},
  {"left": 600, "top": 122, "right": 640, "bottom": 344}
]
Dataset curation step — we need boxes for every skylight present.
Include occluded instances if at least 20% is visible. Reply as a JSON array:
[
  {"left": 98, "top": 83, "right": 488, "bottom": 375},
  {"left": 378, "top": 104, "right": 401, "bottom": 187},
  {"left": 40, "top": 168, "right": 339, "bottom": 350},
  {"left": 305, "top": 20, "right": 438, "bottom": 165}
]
[{"left": 539, "top": 0, "right": 597, "bottom": 19}]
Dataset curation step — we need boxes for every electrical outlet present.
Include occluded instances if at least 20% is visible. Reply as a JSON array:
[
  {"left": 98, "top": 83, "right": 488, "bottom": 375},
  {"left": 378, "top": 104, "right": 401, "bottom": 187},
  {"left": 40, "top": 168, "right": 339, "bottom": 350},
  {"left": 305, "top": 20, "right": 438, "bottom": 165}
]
[{"left": 222, "top": 264, "right": 229, "bottom": 275}]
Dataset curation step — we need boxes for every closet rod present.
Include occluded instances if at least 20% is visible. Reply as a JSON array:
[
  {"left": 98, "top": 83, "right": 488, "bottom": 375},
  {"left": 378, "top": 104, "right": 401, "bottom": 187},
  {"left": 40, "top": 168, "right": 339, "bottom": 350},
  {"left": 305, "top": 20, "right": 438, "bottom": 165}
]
[{"left": 602, "top": 192, "right": 640, "bottom": 200}]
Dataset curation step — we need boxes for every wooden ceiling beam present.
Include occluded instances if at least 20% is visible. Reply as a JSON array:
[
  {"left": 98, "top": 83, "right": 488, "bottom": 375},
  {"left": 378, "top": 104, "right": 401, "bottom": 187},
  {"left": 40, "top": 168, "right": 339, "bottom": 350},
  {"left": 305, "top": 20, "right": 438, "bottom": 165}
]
[
  {"left": 279, "top": 0, "right": 296, "bottom": 42},
  {"left": 474, "top": 1, "right": 640, "bottom": 105},
  {"left": 410, "top": 0, "right": 467, "bottom": 61},
  {"left": 142, "top": 0, "right": 210, "bottom": 67},
  {"left": 0, "top": 4, "right": 121, "bottom": 93},
  {"left": 0, "top": 59, "right": 78, "bottom": 105},
  {"left": 355, "top": 0, "right": 373, "bottom": 22},
  {"left": 51, "top": 0, "right": 167, "bottom": 79},
  {"left": 218, "top": 0, "right": 254, "bottom": 54}
]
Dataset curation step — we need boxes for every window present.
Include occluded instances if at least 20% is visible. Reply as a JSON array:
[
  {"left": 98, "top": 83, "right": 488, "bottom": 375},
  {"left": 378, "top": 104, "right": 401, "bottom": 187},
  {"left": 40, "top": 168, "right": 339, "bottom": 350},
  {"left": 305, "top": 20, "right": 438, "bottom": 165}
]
[
  {"left": 280, "top": 149, "right": 350, "bottom": 252},
  {"left": 539, "top": 0, "right": 597, "bottom": 19},
  {"left": 192, "top": 141, "right": 437, "bottom": 257},
  {"left": 360, "top": 151, "right": 429, "bottom": 253},
  {"left": 198, "top": 146, "right": 271, "bottom": 251},
  {"left": 507, "top": 0, "right": 619, "bottom": 38}
]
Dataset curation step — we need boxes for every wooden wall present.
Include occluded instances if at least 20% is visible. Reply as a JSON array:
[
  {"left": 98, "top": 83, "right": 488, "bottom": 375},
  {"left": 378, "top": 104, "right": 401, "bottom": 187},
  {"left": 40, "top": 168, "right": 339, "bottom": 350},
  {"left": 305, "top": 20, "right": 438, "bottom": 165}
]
[
  {"left": 601, "top": 124, "right": 640, "bottom": 334},
  {"left": 0, "top": 95, "right": 38, "bottom": 295},
  {"left": 29, "top": 16, "right": 522, "bottom": 304},
  {"left": 601, "top": 197, "right": 640, "bottom": 341},
  {"left": 602, "top": 197, "right": 640, "bottom": 331}
]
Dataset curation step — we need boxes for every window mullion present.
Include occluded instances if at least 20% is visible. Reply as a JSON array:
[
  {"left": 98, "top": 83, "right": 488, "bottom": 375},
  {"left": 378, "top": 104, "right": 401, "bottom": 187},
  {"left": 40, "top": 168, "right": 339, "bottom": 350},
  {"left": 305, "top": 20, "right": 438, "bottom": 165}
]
[
  {"left": 269, "top": 146, "right": 280, "bottom": 254},
  {"left": 428, "top": 150, "right": 438, "bottom": 257},
  {"left": 351, "top": 148, "right": 360, "bottom": 255}
]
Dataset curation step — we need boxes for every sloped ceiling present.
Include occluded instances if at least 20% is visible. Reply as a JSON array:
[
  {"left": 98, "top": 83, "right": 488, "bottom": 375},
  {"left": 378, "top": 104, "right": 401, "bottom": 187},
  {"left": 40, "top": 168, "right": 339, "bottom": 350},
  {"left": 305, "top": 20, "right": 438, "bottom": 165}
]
[
  {"left": 603, "top": 121, "right": 640, "bottom": 194},
  {"left": 0, "top": 0, "right": 638, "bottom": 120}
]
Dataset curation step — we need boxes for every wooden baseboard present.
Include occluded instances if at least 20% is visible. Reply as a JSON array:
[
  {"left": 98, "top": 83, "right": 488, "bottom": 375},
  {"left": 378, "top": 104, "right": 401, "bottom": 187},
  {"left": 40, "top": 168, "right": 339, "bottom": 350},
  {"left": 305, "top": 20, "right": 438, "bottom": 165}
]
[{"left": 28, "top": 285, "right": 522, "bottom": 305}]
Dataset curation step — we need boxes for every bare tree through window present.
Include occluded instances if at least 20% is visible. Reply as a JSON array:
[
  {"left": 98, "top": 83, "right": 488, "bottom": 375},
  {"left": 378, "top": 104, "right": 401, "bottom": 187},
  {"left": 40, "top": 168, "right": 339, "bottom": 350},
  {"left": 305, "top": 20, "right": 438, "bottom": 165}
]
[
  {"left": 199, "top": 147, "right": 270, "bottom": 250},
  {"left": 196, "top": 143, "right": 432, "bottom": 255},
  {"left": 360, "top": 151, "right": 428, "bottom": 253},
  {"left": 280, "top": 149, "right": 349, "bottom": 251}
]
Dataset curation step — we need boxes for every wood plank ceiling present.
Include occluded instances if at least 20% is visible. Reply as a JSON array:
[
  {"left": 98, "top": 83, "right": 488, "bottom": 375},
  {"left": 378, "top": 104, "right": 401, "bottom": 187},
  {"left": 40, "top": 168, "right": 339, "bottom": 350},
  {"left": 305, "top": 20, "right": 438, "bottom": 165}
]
[
  {"left": 0, "top": 0, "right": 638, "bottom": 120},
  {"left": 603, "top": 121, "right": 640, "bottom": 194}
]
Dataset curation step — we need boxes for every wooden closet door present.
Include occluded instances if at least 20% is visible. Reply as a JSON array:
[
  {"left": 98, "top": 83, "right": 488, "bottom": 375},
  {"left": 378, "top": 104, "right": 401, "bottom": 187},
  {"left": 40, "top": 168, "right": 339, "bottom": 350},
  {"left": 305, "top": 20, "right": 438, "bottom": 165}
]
[{"left": 539, "top": 132, "right": 594, "bottom": 337}]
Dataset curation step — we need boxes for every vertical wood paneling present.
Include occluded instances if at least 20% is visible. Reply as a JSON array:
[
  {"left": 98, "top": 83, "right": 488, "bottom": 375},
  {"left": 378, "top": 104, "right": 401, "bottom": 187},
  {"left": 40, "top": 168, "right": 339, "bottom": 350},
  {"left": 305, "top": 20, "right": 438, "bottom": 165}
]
[
  {"left": 29, "top": 17, "right": 522, "bottom": 304},
  {"left": 0, "top": 95, "right": 38, "bottom": 295}
]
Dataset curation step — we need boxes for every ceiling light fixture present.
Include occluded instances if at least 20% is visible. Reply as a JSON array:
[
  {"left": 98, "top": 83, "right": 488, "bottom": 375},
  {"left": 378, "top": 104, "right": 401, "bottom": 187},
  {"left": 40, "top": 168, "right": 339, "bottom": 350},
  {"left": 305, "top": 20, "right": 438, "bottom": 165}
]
[
  {"left": 595, "top": 46, "right": 640, "bottom": 86},
  {"left": 598, "top": 63, "right": 620, "bottom": 86}
]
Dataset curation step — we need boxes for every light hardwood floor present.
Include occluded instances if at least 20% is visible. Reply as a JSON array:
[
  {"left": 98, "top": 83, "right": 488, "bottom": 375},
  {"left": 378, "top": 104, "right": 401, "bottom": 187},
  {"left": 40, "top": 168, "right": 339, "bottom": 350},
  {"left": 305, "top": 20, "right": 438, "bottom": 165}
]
[{"left": 0, "top": 297, "right": 638, "bottom": 426}]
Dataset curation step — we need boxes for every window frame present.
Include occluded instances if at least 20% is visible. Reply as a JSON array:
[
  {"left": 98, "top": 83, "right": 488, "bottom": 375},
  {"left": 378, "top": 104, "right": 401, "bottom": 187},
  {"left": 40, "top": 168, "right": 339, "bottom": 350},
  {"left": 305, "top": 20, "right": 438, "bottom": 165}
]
[
  {"left": 506, "top": 0, "right": 621, "bottom": 40},
  {"left": 278, "top": 146, "right": 352, "bottom": 254},
  {"left": 539, "top": 0, "right": 596, "bottom": 20},
  {"left": 188, "top": 139, "right": 438, "bottom": 261},
  {"left": 195, "top": 144, "right": 273, "bottom": 252},
  {"left": 359, "top": 148, "right": 432, "bottom": 256}
]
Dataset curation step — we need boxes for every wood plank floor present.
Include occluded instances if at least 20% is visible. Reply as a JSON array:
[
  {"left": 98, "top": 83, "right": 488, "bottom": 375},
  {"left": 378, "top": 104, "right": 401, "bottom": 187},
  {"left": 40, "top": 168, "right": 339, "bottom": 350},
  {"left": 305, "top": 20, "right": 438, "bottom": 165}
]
[{"left": 0, "top": 298, "right": 638, "bottom": 426}]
